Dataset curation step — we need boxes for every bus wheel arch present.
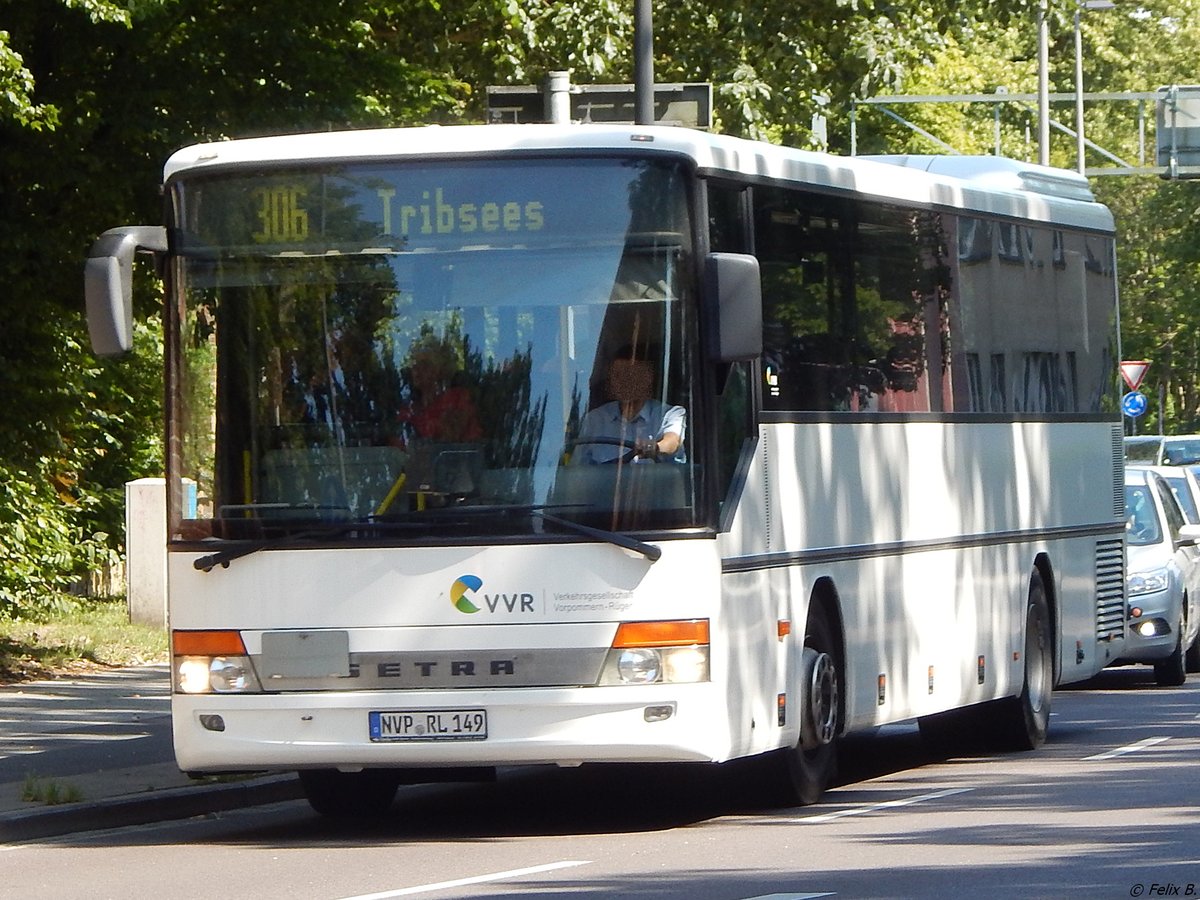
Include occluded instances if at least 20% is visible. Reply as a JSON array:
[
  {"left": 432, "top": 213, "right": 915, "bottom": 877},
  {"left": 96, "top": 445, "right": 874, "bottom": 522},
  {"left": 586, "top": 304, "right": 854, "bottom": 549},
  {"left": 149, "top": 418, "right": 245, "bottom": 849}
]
[
  {"left": 996, "top": 566, "right": 1054, "bottom": 750},
  {"left": 760, "top": 579, "right": 845, "bottom": 806}
]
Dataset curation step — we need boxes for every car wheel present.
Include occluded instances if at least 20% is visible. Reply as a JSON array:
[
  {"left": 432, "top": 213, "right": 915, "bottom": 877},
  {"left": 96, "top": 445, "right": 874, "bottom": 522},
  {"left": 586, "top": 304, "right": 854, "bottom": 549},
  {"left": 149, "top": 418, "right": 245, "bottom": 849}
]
[
  {"left": 299, "top": 768, "right": 401, "bottom": 818},
  {"left": 1154, "top": 632, "right": 1187, "bottom": 686}
]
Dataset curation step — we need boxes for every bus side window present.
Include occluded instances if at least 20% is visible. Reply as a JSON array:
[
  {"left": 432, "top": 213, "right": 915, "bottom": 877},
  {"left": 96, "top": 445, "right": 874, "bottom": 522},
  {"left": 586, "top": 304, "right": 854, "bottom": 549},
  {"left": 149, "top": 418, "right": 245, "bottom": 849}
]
[{"left": 707, "top": 181, "right": 750, "bottom": 254}]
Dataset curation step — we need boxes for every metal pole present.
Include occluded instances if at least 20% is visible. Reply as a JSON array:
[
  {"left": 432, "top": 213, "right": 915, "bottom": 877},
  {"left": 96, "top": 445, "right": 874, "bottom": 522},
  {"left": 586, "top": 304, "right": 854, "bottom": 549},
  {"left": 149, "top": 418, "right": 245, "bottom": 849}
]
[
  {"left": 1037, "top": 0, "right": 1050, "bottom": 165},
  {"left": 1075, "top": 9, "right": 1085, "bottom": 173},
  {"left": 634, "top": 0, "right": 654, "bottom": 125}
]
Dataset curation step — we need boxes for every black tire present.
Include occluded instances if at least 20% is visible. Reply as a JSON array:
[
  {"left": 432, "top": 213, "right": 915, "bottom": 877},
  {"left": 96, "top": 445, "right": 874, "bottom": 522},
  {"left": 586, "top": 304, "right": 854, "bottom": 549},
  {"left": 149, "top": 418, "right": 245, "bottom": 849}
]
[
  {"left": 762, "top": 602, "right": 841, "bottom": 806},
  {"left": 298, "top": 769, "right": 400, "bottom": 818},
  {"left": 1155, "top": 632, "right": 1187, "bottom": 686},
  {"left": 992, "top": 569, "right": 1053, "bottom": 750},
  {"left": 924, "top": 570, "right": 1053, "bottom": 756}
]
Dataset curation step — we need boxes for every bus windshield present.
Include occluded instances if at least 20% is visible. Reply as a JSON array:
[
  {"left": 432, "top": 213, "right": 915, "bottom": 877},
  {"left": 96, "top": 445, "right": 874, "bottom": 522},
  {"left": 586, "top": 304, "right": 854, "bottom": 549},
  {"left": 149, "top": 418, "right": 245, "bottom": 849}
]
[{"left": 170, "top": 157, "right": 701, "bottom": 543}]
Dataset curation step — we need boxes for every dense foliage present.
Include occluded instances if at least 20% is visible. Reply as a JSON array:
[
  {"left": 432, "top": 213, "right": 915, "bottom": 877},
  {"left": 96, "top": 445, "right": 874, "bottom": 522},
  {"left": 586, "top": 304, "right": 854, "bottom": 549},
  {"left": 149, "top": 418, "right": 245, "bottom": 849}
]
[{"left": 0, "top": 0, "right": 1193, "bottom": 615}]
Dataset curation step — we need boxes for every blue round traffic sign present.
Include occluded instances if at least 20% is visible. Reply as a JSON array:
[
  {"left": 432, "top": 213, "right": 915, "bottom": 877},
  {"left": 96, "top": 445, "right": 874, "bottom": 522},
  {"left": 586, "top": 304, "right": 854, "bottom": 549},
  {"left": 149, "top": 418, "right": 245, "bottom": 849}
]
[{"left": 1122, "top": 391, "right": 1148, "bottom": 418}]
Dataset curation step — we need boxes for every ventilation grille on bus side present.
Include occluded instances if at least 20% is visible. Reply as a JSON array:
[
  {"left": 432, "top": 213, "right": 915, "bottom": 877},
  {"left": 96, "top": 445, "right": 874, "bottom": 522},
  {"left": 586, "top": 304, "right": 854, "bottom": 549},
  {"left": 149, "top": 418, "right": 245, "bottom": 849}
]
[
  {"left": 1095, "top": 538, "right": 1126, "bottom": 643},
  {"left": 1111, "top": 425, "right": 1125, "bottom": 519}
]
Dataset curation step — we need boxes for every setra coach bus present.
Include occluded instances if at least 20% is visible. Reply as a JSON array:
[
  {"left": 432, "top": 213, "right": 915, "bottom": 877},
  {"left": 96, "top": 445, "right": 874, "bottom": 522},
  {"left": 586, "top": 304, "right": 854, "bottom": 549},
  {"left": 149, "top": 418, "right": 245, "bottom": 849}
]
[{"left": 85, "top": 123, "right": 1127, "bottom": 815}]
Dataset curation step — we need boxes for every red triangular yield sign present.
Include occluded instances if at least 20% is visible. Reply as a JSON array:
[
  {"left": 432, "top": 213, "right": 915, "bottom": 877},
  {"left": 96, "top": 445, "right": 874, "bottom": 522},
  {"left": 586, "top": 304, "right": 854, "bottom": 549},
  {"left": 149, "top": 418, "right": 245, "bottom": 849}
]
[{"left": 1120, "top": 360, "right": 1150, "bottom": 391}]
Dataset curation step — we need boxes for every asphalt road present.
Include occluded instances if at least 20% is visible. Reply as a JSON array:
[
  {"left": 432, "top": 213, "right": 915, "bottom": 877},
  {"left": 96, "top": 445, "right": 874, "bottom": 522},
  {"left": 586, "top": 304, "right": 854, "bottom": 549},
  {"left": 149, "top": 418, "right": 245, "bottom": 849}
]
[{"left": 3, "top": 665, "right": 1197, "bottom": 900}]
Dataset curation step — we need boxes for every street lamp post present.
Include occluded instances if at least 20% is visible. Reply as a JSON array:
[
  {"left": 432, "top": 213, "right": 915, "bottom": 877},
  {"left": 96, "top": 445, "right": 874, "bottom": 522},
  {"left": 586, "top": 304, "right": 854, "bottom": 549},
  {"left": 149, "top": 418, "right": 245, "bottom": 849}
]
[
  {"left": 1038, "top": 0, "right": 1050, "bottom": 165},
  {"left": 1075, "top": 0, "right": 1116, "bottom": 174}
]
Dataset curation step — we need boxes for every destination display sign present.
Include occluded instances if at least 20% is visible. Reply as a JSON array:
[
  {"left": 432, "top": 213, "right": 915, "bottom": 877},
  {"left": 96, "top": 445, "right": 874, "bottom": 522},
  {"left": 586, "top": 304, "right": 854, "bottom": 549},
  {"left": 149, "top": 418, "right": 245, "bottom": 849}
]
[{"left": 176, "top": 158, "right": 684, "bottom": 256}]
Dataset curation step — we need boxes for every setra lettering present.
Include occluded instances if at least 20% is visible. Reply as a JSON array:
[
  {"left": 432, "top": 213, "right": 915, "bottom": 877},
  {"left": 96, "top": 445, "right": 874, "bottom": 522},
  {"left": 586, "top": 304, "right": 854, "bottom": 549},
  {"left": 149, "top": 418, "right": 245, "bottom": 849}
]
[{"left": 372, "top": 658, "right": 517, "bottom": 678}]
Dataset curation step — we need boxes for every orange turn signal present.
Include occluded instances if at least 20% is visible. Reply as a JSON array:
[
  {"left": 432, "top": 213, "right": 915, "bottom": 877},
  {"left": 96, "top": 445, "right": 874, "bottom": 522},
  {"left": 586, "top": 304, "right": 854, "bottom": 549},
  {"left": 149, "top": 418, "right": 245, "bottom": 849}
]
[
  {"left": 612, "top": 619, "right": 709, "bottom": 648},
  {"left": 172, "top": 630, "right": 248, "bottom": 656}
]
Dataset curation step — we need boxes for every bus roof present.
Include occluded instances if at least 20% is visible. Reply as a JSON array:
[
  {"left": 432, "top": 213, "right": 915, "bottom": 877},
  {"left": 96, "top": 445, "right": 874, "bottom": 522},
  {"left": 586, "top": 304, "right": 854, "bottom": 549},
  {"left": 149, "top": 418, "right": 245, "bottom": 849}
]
[{"left": 163, "top": 124, "right": 1114, "bottom": 233}]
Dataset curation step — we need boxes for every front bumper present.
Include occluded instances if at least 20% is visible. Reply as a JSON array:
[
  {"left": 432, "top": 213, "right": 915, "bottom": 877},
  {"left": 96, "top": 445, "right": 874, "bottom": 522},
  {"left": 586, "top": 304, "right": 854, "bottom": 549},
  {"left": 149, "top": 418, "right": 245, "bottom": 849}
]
[
  {"left": 1121, "top": 589, "right": 1180, "bottom": 662},
  {"left": 172, "top": 683, "right": 729, "bottom": 773}
]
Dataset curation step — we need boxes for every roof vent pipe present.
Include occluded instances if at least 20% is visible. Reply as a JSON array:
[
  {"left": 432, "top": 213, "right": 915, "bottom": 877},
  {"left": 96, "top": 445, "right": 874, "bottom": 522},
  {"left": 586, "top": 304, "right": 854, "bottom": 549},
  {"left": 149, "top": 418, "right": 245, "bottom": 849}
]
[{"left": 545, "top": 71, "right": 572, "bottom": 125}]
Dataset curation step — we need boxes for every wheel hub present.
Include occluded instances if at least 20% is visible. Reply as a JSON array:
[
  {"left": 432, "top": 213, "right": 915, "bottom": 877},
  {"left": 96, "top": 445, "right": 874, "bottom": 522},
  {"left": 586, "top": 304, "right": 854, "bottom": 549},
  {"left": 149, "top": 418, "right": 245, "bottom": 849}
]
[{"left": 801, "top": 646, "right": 838, "bottom": 751}]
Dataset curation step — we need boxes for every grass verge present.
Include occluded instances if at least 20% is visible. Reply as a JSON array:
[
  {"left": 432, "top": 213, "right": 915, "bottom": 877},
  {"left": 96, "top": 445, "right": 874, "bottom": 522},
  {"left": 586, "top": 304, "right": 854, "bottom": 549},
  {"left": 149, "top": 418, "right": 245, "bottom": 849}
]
[{"left": 0, "top": 596, "right": 168, "bottom": 684}]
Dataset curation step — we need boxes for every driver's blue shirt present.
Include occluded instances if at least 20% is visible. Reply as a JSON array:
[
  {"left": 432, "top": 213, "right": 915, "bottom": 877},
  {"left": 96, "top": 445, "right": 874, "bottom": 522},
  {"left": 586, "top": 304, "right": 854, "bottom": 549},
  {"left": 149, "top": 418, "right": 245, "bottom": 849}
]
[{"left": 574, "top": 399, "right": 686, "bottom": 464}]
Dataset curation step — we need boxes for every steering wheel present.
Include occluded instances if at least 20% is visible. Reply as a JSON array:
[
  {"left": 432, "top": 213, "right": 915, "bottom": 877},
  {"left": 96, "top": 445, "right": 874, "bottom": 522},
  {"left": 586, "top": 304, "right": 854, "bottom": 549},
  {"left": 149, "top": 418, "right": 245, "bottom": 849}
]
[{"left": 569, "top": 436, "right": 641, "bottom": 464}]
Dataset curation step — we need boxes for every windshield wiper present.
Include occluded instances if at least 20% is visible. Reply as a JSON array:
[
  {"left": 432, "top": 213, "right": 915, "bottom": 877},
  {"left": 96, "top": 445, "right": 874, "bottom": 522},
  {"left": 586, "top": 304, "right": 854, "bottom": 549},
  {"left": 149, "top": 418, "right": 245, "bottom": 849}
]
[
  {"left": 376, "top": 504, "right": 661, "bottom": 562},
  {"left": 192, "top": 520, "right": 426, "bottom": 572},
  {"left": 528, "top": 510, "right": 661, "bottom": 562},
  {"left": 196, "top": 503, "right": 661, "bottom": 573}
]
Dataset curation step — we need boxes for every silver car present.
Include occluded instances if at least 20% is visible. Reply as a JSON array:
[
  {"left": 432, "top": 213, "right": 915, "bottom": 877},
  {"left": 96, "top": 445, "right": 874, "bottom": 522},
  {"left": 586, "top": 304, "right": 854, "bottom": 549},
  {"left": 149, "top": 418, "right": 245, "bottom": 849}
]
[
  {"left": 1118, "top": 467, "right": 1200, "bottom": 685},
  {"left": 1124, "top": 433, "right": 1200, "bottom": 467}
]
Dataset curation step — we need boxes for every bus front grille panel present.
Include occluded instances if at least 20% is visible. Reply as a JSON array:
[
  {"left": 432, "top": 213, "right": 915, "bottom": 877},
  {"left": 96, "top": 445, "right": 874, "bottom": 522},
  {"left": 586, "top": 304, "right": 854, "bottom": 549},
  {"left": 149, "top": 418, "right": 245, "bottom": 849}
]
[{"left": 251, "top": 648, "right": 610, "bottom": 691}]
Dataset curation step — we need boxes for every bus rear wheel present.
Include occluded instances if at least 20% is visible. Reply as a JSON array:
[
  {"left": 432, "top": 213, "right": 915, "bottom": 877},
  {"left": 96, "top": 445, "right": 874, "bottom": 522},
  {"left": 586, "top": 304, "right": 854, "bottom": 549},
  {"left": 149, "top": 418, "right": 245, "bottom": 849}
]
[
  {"left": 919, "top": 570, "right": 1052, "bottom": 754},
  {"left": 993, "top": 569, "right": 1053, "bottom": 750},
  {"left": 299, "top": 768, "right": 401, "bottom": 818},
  {"left": 763, "top": 603, "right": 841, "bottom": 806}
]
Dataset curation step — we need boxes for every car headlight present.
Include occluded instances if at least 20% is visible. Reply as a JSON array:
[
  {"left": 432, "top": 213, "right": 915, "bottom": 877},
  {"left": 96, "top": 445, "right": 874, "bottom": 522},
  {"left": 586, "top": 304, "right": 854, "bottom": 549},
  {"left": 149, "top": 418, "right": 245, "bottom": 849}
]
[{"left": 1127, "top": 569, "right": 1170, "bottom": 596}]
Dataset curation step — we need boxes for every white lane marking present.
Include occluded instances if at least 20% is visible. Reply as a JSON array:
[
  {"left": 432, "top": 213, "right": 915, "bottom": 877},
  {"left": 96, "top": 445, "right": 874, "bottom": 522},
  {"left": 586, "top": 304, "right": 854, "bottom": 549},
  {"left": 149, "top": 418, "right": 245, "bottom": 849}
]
[
  {"left": 336, "top": 860, "right": 591, "bottom": 899},
  {"left": 740, "top": 893, "right": 836, "bottom": 899},
  {"left": 1084, "top": 736, "right": 1170, "bottom": 761},
  {"left": 764, "top": 787, "right": 973, "bottom": 825}
]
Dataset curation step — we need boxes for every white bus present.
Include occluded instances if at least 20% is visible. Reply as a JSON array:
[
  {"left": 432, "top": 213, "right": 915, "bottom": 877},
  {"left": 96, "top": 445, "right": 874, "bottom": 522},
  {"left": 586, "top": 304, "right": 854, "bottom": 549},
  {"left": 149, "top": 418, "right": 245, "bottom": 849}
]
[{"left": 86, "top": 124, "right": 1126, "bottom": 816}]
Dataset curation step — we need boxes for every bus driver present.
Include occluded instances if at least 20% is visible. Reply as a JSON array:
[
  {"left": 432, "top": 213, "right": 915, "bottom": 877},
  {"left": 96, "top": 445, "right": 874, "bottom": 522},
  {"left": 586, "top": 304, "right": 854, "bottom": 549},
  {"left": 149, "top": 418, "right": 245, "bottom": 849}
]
[{"left": 573, "top": 346, "right": 685, "bottom": 464}]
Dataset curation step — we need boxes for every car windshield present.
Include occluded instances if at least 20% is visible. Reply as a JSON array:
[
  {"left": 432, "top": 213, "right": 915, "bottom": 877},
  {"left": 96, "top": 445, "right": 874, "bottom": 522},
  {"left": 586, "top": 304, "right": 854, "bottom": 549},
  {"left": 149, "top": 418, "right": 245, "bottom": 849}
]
[
  {"left": 168, "top": 157, "right": 703, "bottom": 542},
  {"left": 1125, "top": 484, "right": 1163, "bottom": 546},
  {"left": 1161, "top": 473, "right": 1200, "bottom": 524}
]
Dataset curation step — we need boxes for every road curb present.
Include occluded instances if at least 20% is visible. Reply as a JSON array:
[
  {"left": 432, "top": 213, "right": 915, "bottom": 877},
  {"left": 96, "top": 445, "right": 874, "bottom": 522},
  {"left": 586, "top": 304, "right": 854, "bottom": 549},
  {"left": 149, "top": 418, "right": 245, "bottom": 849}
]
[{"left": 0, "top": 775, "right": 306, "bottom": 843}]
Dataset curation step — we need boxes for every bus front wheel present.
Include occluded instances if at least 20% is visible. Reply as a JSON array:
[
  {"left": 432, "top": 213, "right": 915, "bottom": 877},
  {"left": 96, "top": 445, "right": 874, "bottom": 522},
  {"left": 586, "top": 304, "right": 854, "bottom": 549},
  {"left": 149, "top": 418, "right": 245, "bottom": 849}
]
[
  {"left": 763, "top": 602, "right": 841, "bottom": 806},
  {"left": 299, "top": 768, "right": 400, "bottom": 818}
]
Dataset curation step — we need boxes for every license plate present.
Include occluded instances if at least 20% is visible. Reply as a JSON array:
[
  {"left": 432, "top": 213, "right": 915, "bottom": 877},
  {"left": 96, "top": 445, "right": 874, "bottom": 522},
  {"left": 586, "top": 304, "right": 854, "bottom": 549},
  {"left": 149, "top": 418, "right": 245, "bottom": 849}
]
[{"left": 369, "top": 709, "right": 488, "bottom": 742}]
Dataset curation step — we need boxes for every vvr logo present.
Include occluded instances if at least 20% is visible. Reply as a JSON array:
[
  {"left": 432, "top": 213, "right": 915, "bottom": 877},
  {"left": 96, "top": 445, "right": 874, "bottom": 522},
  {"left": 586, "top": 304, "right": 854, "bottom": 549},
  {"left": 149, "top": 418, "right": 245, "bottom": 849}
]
[{"left": 449, "top": 574, "right": 535, "bottom": 615}]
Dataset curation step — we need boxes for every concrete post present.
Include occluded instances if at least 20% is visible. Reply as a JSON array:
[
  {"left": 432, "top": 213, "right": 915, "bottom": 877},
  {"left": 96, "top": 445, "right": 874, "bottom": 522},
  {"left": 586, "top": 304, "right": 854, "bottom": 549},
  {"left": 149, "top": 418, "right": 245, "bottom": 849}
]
[{"left": 125, "top": 478, "right": 167, "bottom": 628}]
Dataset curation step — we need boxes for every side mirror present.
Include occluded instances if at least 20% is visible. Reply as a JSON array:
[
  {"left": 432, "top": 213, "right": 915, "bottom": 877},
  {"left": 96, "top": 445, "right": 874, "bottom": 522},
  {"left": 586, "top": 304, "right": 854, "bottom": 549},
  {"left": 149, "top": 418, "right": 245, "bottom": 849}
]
[
  {"left": 1177, "top": 523, "right": 1200, "bottom": 547},
  {"left": 84, "top": 225, "right": 168, "bottom": 356},
  {"left": 704, "top": 252, "right": 762, "bottom": 363}
]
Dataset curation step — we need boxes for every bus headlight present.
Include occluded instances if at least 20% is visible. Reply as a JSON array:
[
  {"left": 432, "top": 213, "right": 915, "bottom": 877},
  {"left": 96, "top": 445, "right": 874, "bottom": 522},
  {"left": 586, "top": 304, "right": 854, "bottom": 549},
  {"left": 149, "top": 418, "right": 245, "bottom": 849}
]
[
  {"left": 173, "top": 630, "right": 262, "bottom": 694},
  {"left": 598, "top": 620, "right": 710, "bottom": 685},
  {"left": 176, "top": 655, "right": 262, "bottom": 694},
  {"left": 662, "top": 646, "right": 708, "bottom": 683},
  {"left": 617, "top": 648, "right": 662, "bottom": 684}
]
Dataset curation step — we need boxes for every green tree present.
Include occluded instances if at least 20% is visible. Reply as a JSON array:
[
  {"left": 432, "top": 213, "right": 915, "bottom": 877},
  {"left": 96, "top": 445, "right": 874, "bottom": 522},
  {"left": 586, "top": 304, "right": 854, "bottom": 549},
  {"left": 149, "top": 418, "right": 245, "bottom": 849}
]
[
  {"left": 7, "top": 0, "right": 1190, "bottom": 616},
  {"left": 0, "top": 0, "right": 464, "bottom": 615}
]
